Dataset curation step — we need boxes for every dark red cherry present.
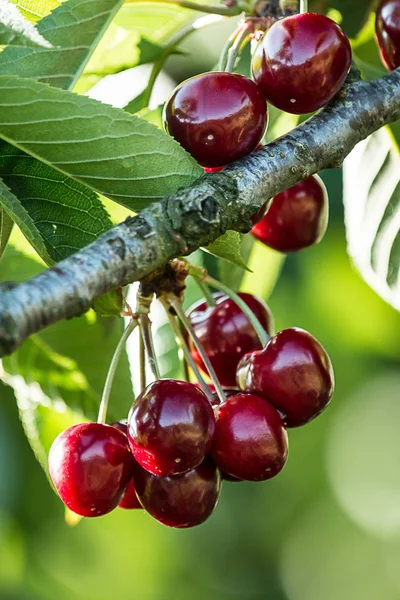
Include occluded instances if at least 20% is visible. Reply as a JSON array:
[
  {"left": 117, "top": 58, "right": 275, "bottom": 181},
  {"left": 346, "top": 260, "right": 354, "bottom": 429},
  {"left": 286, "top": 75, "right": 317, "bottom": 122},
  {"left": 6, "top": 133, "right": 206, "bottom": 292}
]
[
  {"left": 48, "top": 423, "right": 134, "bottom": 517},
  {"left": 127, "top": 379, "right": 215, "bottom": 477},
  {"left": 252, "top": 13, "right": 352, "bottom": 114},
  {"left": 251, "top": 175, "right": 328, "bottom": 252},
  {"left": 163, "top": 72, "right": 267, "bottom": 167},
  {"left": 237, "top": 328, "right": 334, "bottom": 427},
  {"left": 134, "top": 456, "right": 221, "bottom": 528},
  {"left": 187, "top": 292, "right": 274, "bottom": 388},
  {"left": 118, "top": 479, "right": 142, "bottom": 510},
  {"left": 376, "top": 0, "right": 400, "bottom": 70},
  {"left": 211, "top": 394, "right": 288, "bottom": 481}
]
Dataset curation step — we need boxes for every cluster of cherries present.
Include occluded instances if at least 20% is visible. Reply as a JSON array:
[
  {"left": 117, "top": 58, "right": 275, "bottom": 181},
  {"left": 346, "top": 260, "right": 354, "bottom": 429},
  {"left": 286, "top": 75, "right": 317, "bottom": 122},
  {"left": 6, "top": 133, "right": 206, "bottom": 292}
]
[
  {"left": 162, "top": 11, "right": 351, "bottom": 253},
  {"left": 49, "top": 291, "right": 334, "bottom": 528}
]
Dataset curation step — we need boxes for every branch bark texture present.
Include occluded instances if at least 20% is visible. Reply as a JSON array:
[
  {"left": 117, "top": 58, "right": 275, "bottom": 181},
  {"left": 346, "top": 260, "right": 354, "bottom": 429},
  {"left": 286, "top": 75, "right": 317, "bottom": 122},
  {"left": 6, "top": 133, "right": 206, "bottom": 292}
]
[{"left": 1, "top": 68, "right": 400, "bottom": 356}]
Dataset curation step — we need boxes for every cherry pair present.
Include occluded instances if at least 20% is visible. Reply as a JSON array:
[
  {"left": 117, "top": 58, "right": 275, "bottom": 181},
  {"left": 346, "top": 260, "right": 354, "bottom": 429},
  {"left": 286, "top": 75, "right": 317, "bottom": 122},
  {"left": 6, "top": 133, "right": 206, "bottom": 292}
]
[{"left": 163, "top": 13, "right": 352, "bottom": 168}]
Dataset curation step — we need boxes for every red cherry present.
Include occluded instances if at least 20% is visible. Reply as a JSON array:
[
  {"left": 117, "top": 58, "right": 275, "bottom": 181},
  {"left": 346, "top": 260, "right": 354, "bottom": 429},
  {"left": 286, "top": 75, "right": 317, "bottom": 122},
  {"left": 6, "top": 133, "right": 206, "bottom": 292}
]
[
  {"left": 252, "top": 13, "right": 352, "bottom": 114},
  {"left": 187, "top": 292, "right": 274, "bottom": 388},
  {"left": 118, "top": 479, "right": 142, "bottom": 510},
  {"left": 48, "top": 423, "right": 134, "bottom": 517},
  {"left": 127, "top": 379, "right": 216, "bottom": 477},
  {"left": 376, "top": 0, "right": 400, "bottom": 70},
  {"left": 211, "top": 394, "right": 288, "bottom": 481},
  {"left": 163, "top": 72, "right": 267, "bottom": 167},
  {"left": 251, "top": 175, "right": 328, "bottom": 252},
  {"left": 133, "top": 457, "right": 221, "bottom": 528},
  {"left": 237, "top": 328, "right": 334, "bottom": 427}
]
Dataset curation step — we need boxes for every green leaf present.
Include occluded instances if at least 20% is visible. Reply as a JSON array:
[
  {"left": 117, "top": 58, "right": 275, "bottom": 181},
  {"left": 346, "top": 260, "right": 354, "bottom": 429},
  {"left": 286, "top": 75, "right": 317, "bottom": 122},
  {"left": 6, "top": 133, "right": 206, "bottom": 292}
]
[
  {"left": 0, "top": 75, "right": 202, "bottom": 211},
  {"left": 92, "top": 288, "right": 124, "bottom": 317},
  {"left": 0, "top": 0, "right": 52, "bottom": 47},
  {"left": 203, "top": 231, "right": 251, "bottom": 271},
  {"left": 343, "top": 126, "right": 400, "bottom": 311},
  {"left": 0, "top": 208, "right": 13, "bottom": 261},
  {"left": 0, "top": 176, "right": 53, "bottom": 264},
  {"left": 9, "top": 0, "right": 61, "bottom": 23},
  {"left": 0, "top": 145, "right": 113, "bottom": 262},
  {"left": 137, "top": 105, "right": 163, "bottom": 129},
  {"left": 0, "top": 0, "right": 125, "bottom": 90}
]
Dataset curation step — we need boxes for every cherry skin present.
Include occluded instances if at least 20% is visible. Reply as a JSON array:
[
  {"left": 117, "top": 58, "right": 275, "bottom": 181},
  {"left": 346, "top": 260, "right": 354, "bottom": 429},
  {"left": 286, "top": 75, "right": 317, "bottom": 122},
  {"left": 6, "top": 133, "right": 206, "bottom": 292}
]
[
  {"left": 211, "top": 394, "right": 288, "bottom": 481},
  {"left": 237, "top": 328, "right": 334, "bottom": 427},
  {"left": 48, "top": 423, "right": 134, "bottom": 517},
  {"left": 163, "top": 72, "right": 267, "bottom": 167},
  {"left": 127, "top": 379, "right": 216, "bottom": 477},
  {"left": 187, "top": 292, "right": 274, "bottom": 388},
  {"left": 133, "top": 456, "right": 221, "bottom": 528},
  {"left": 376, "top": 0, "right": 400, "bottom": 70},
  {"left": 110, "top": 420, "right": 142, "bottom": 510},
  {"left": 251, "top": 175, "right": 328, "bottom": 253},
  {"left": 252, "top": 13, "right": 352, "bottom": 114}
]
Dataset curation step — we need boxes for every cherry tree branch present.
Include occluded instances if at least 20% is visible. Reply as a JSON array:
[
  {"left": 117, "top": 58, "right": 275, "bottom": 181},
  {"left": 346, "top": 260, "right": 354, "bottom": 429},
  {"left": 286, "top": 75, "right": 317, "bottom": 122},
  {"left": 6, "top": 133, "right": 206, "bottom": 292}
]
[{"left": 1, "top": 67, "right": 400, "bottom": 357}]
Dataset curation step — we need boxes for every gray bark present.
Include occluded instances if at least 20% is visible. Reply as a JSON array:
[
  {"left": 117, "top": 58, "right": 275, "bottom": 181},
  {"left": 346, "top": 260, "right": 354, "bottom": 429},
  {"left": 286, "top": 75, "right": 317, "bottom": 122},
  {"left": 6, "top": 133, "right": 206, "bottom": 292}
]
[{"left": 0, "top": 67, "right": 400, "bottom": 356}]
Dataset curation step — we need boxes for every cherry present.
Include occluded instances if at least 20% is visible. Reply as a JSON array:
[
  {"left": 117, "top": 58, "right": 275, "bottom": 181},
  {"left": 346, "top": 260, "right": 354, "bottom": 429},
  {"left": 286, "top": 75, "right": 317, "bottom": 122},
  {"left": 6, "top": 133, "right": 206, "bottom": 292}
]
[
  {"left": 376, "top": 0, "right": 400, "bottom": 70},
  {"left": 252, "top": 13, "right": 352, "bottom": 114},
  {"left": 251, "top": 175, "right": 328, "bottom": 252},
  {"left": 237, "top": 328, "right": 334, "bottom": 427},
  {"left": 163, "top": 72, "right": 267, "bottom": 167},
  {"left": 211, "top": 394, "right": 288, "bottom": 481},
  {"left": 48, "top": 423, "right": 134, "bottom": 517},
  {"left": 133, "top": 456, "right": 221, "bottom": 528},
  {"left": 127, "top": 379, "right": 215, "bottom": 477},
  {"left": 118, "top": 479, "right": 142, "bottom": 510},
  {"left": 187, "top": 292, "right": 274, "bottom": 388}
]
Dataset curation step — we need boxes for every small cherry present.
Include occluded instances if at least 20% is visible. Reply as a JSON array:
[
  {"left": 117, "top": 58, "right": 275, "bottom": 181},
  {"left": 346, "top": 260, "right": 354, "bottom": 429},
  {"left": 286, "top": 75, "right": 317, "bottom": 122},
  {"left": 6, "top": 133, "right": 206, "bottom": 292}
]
[
  {"left": 163, "top": 72, "right": 267, "bottom": 167},
  {"left": 127, "top": 379, "right": 215, "bottom": 477},
  {"left": 133, "top": 456, "right": 221, "bottom": 528},
  {"left": 376, "top": 0, "right": 400, "bottom": 70},
  {"left": 187, "top": 292, "right": 274, "bottom": 388},
  {"left": 252, "top": 13, "right": 352, "bottom": 114},
  {"left": 211, "top": 394, "right": 288, "bottom": 481},
  {"left": 237, "top": 328, "right": 334, "bottom": 427},
  {"left": 251, "top": 175, "right": 328, "bottom": 253},
  {"left": 48, "top": 422, "right": 134, "bottom": 517}
]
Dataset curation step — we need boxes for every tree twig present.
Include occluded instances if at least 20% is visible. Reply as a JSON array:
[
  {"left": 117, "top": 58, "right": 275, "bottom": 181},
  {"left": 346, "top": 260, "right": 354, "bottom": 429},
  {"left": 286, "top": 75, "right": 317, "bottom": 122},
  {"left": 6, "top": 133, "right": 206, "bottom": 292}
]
[{"left": 0, "top": 68, "right": 400, "bottom": 357}]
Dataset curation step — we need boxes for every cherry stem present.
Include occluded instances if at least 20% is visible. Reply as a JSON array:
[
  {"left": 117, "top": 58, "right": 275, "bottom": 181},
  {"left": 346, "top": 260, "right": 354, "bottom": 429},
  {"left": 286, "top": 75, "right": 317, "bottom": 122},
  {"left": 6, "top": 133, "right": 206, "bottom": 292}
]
[
  {"left": 225, "top": 22, "right": 252, "bottom": 72},
  {"left": 167, "top": 294, "right": 226, "bottom": 404},
  {"left": 299, "top": 0, "right": 308, "bottom": 13},
  {"left": 218, "top": 25, "right": 241, "bottom": 71},
  {"left": 139, "top": 313, "right": 161, "bottom": 381},
  {"left": 188, "top": 264, "right": 269, "bottom": 346},
  {"left": 179, "top": 319, "right": 191, "bottom": 382},
  {"left": 128, "top": 0, "right": 241, "bottom": 15},
  {"left": 196, "top": 278, "right": 216, "bottom": 306},
  {"left": 97, "top": 318, "right": 138, "bottom": 424},
  {"left": 161, "top": 299, "right": 214, "bottom": 401},
  {"left": 139, "top": 332, "right": 146, "bottom": 393}
]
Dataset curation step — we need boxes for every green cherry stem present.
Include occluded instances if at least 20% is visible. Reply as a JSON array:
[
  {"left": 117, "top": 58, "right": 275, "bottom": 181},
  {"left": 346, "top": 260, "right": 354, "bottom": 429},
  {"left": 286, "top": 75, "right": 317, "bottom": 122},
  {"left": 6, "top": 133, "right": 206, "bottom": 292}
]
[
  {"left": 139, "top": 332, "right": 146, "bottom": 393},
  {"left": 97, "top": 318, "right": 138, "bottom": 424},
  {"left": 161, "top": 298, "right": 214, "bottom": 401},
  {"left": 167, "top": 294, "right": 226, "bottom": 404},
  {"left": 195, "top": 278, "right": 216, "bottom": 306},
  {"left": 218, "top": 25, "right": 240, "bottom": 71},
  {"left": 225, "top": 22, "right": 253, "bottom": 72},
  {"left": 179, "top": 320, "right": 191, "bottom": 382},
  {"left": 299, "top": 0, "right": 308, "bottom": 13},
  {"left": 139, "top": 313, "right": 161, "bottom": 381},
  {"left": 128, "top": 0, "right": 241, "bottom": 16}
]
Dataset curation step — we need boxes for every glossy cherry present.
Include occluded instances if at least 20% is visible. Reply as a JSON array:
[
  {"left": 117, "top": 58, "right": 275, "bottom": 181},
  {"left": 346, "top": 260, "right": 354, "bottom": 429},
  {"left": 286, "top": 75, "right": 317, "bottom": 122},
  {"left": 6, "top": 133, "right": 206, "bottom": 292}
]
[
  {"left": 187, "top": 292, "right": 274, "bottom": 388},
  {"left": 127, "top": 379, "right": 215, "bottom": 477},
  {"left": 237, "top": 328, "right": 334, "bottom": 427},
  {"left": 133, "top": 456, "right": 221, "bottom": 528},
  {"left": 376, "top": 0, "right": 400, "bottom": 70},
  {"left": 252, "top": 13, "right": 352, "bottom": 114},
  {"left": 211, "top": 394, "right": 288, "bottom": 481},
  {"left": 48, "top": 423, "right": 134, "bottom": 517},
  {"left": 251, "top": 175, "right": 328, "bottom": 252},
  {"left": 163, "top": 72, "right": 267, "bottom": 167}
]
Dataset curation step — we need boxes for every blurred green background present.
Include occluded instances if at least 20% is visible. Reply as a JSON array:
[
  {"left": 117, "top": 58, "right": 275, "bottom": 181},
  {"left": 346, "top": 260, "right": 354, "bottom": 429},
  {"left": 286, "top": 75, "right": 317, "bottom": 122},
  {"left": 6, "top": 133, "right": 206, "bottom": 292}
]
[{"left": 2, "top": 2, "right": 400, "bottom": 599}]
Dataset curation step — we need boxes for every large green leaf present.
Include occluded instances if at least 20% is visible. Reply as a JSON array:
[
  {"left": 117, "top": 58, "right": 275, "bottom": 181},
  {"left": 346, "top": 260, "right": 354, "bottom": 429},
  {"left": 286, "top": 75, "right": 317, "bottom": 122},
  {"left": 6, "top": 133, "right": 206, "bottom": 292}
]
[
  {"left": 0, "top": 0, "right": 125, "bottom": 90},
  {"left": 0, "top": 176, "right": 53, "bottom": 264},
  {"left": 0, "top": 146, "right": 112, "bottom": 263},
  {"left": 0, "top": 208, "right": 13, "bottom": 261},
  {"left": 0, "top": 0, "right": 52, "bottom": 47},
  {"left": 0, "top": 75, "right": 202, "bottom": 210},
  {"left": 203, "top": 231, "right": 251, "bottom": 271},
  {"left": 343, "top": 127, "right": 400, "bottom": 311},
  {"left": 9, "top": 0, "right": 61, "bottom": 23}
]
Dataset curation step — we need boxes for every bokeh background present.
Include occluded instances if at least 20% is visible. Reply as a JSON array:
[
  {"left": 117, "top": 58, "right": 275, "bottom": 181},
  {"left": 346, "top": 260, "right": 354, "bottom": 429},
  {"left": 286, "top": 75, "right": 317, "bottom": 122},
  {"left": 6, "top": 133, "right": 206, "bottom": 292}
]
[{"left": 2, "top": 2, "right": 400, "bottom": 599}]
